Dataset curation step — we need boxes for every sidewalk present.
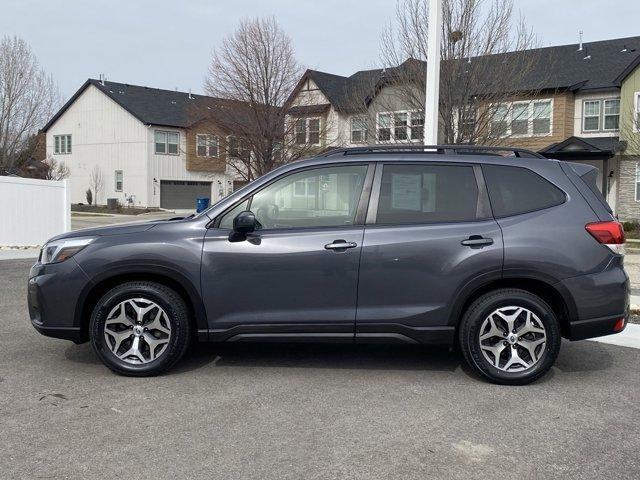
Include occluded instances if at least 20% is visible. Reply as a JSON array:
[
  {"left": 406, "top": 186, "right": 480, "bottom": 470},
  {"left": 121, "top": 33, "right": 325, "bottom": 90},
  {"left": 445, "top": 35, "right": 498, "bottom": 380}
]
[
  {"left": 589, "top": 324, "right": 640, "bottom": 349},
  {"left": 0, "top": 248, "right": 39, "bottom": 261}
]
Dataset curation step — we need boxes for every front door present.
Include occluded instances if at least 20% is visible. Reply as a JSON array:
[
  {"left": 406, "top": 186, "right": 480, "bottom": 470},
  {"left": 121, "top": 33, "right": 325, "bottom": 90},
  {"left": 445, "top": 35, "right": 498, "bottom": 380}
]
[
  {"left": 356, "top": 162, "right": 503, "bottom": 344},
  {"left": 201, "top": 164, "right": 372, "bottom": 342}
]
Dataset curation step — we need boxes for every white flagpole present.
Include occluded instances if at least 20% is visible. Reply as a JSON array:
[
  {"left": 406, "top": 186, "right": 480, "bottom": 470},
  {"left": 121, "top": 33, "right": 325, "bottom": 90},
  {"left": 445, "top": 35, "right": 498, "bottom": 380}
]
[{"left": 424, "top": 0, "right": 442, "bottom": 145}]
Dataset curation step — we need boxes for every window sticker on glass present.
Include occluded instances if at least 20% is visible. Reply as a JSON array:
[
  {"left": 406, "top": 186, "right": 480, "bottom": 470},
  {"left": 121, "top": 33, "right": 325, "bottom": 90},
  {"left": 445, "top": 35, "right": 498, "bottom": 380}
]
[
  {"left": 422, "top": 173, "right": 436, "bottom": 212},
  {"left": 391, "top": 174, "right": 421, "bottom": 211}
]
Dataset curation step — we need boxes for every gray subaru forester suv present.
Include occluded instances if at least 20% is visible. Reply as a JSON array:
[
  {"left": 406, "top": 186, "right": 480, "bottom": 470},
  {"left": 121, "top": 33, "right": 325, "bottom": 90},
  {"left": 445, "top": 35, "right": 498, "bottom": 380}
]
[{"left": 28, "top": 146, "right": 629, "bottom": 384}]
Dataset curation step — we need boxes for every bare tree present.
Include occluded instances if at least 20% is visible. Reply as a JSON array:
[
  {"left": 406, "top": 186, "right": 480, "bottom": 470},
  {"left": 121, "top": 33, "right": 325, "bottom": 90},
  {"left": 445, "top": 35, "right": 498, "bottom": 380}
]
[
  {"left": 0, "top": 35, "right": 61, "bottom": 173},
  {"left": 89, "top": 165, "right": 104, "bottom": 205},
  {"left": 374, "top": 0, "right": 548, "bottom": 145},
  {"left": 203, "top": 17, "right": 309, "bottom": 181},
  {"left": 41, "top": 156, "right": 70, "bottom": 181}
]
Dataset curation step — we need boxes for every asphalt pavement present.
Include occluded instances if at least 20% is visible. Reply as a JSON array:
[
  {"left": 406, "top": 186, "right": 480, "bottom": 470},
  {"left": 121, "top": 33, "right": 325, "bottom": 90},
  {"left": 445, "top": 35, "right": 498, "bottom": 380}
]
[{"left": 1, "top": 259, "right": 639, "bottom": 479}]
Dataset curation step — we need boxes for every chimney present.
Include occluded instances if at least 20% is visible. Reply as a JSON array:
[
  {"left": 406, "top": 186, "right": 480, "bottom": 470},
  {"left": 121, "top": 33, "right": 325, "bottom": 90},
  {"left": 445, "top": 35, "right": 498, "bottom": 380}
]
[
  {"left": 188, "top": 89, "right": 193, "bottom": 100},
  {"left": 577, "top": 30, "right": 583, "bottom": 51}
]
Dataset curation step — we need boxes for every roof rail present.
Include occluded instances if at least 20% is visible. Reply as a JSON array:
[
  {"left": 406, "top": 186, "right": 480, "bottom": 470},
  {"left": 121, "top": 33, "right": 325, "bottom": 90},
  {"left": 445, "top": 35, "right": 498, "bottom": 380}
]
[{"left": 321, "top": 145, "right": 546, "bottom": 159}]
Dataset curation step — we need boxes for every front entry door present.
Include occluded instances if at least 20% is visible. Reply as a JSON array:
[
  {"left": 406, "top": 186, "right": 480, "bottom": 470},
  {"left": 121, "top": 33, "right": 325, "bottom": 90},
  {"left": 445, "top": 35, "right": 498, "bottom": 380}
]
[{"left": 201, "top": 164, "right": 372, "bottom": 342}]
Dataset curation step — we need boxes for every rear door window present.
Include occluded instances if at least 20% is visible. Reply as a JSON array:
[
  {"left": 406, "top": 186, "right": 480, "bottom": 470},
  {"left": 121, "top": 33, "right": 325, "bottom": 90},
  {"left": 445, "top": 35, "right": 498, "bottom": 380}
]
[
  {"left": 375, "top": 164, "right": 480, "bottom": 224},
  {"left": 482, "top": 165, "right": 565, "bottom": 217}
]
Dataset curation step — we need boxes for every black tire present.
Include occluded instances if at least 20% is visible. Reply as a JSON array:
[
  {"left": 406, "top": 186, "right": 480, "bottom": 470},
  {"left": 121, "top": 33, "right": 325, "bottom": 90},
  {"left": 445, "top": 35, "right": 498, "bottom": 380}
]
[
  {"left": 459, "top": 288, "right": 561, "bottom": 385},
  {"left": 89, "top": 281, "right": 191, "bottom": 376}
]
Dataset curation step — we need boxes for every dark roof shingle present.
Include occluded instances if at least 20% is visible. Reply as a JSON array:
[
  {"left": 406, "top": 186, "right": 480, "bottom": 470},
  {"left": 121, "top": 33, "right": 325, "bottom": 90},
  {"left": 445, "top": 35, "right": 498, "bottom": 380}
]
[
  {"left": 42, "top": 79, "right": 260, "bottom": 132},
  {"left": 305, "top": 36, "right": 640, "bottom": 112}
]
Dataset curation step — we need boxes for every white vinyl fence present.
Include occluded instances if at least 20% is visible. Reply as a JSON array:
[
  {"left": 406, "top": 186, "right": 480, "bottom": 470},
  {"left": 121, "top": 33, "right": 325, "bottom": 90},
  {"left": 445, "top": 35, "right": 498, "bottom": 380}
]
[{"left": 0, "top": 176, "right": 71, "bottom": 246}]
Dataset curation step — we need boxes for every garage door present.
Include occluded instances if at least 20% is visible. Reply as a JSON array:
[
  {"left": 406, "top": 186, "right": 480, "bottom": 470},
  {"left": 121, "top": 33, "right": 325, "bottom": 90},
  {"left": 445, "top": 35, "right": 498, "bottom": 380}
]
[{"left": 160, "top": 180, "right": 212, "bottom": 210}]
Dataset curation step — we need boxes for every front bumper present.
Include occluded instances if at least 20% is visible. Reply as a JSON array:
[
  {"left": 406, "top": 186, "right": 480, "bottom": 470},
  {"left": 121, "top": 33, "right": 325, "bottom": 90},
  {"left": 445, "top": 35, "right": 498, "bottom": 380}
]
[{"left": 28, "top": 258, "right": 92, "bottom": 343}]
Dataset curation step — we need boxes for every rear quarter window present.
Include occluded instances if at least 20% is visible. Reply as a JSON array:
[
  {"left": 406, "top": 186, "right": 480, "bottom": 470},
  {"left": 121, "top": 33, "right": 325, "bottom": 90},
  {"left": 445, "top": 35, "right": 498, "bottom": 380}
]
[{"left": 482, "top": 165, "right": 566, "bottom": 217}]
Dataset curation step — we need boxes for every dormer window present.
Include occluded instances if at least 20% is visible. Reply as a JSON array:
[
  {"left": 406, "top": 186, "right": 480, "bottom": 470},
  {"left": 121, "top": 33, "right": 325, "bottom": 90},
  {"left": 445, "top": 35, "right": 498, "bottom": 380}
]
[{"left": 294, "top": 118, "right": 321, "bottom": 145}]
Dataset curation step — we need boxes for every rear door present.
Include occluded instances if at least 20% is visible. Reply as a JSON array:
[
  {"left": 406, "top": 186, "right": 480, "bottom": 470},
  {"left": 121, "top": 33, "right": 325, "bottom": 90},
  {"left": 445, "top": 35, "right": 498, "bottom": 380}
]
[{"left": 355, "top": 162, "right": 503, "bottom": 344}]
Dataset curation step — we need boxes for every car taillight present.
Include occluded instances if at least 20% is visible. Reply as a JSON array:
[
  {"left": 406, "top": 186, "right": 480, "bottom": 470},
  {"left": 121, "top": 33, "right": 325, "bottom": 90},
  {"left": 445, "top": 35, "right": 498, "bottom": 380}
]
[
  {"left": 613, "top": 317, "right": 626, "bottom": 332},
  {"left": 585, "top": 221, "right": 625, "bottom": 254}
]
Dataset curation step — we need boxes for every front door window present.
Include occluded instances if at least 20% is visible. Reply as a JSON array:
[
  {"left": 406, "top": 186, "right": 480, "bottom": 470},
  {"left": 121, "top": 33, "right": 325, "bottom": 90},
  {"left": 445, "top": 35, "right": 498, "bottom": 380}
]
[{"left": 248, "top": 165, "right": 368, "bottom": 230}]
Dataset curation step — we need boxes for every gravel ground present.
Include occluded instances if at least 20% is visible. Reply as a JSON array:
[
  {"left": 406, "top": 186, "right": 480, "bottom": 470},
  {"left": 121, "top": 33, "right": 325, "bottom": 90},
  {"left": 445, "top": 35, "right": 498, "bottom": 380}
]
[{"left": 2, "top": 259, "right": 640, "bottom": 479}]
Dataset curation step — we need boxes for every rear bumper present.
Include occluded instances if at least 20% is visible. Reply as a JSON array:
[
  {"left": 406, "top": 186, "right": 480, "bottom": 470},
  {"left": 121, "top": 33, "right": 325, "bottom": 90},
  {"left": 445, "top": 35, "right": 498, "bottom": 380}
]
[
  {"left": 558, "top": 256, "right": 629, "bottom": 341},
  {"left": 566, "top": 312, "right": 628, "bottom": 341}
]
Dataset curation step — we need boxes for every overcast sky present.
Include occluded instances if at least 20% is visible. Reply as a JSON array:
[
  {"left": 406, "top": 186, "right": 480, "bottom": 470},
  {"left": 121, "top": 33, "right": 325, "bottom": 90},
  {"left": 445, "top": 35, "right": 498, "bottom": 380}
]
[{"left": 3, "top": 0, "right": 640, "bottom": 99}]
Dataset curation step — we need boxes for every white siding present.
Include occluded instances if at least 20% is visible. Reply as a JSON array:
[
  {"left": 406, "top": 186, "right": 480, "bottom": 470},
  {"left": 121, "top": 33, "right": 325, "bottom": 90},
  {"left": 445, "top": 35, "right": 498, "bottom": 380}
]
[
  {"left": 46, "top": 84, "right": 234, "bottom": 208},
  {"left": 46, "top": 85, "right": 150, "bottom": 205}
]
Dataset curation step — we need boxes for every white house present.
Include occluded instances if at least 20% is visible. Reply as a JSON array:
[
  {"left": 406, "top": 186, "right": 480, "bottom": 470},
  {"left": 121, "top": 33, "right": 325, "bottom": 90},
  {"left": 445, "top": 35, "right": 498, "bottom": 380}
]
[{"left": 41, "top": 79, "right": 248, "bottom": 209}]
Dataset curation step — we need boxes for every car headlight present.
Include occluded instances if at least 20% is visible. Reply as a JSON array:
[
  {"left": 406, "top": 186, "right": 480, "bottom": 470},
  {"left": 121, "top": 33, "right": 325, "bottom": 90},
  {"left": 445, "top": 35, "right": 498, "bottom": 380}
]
[{"left": 40, "top": 237, "right": 96, "bottom": 264}]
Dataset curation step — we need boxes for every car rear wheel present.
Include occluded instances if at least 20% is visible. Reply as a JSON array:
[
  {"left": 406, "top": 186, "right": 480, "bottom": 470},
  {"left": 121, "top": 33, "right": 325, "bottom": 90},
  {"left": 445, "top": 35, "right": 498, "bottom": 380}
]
[
  {"left": 459, "top": 288, "right": 561, "bottom": 385},
  {"left": 89, "top": 281, "right": 191, "bottom": 376}
]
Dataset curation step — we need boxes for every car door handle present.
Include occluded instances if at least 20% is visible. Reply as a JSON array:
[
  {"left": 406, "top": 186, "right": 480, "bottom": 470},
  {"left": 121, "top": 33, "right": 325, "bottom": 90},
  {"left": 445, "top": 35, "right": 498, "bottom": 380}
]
[
  {"left": 461, "top": 236, "right": 493, "bottom": 247},
  {"left": 324, "top": 240, "right": 358, "bottom": 251}
]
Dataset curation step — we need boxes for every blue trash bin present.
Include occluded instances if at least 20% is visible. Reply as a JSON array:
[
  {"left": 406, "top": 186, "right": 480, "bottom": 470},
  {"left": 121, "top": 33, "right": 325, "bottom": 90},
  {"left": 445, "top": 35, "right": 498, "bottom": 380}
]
[{"left": 196, "top": 197, "right": 210, "bottom": 213}]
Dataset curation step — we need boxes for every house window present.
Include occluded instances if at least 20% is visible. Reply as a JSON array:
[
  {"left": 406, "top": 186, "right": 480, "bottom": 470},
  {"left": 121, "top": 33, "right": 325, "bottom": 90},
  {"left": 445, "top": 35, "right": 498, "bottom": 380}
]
[
  {"left": 293, "top": 177, "right": 318, "bottom": 197},
  {"left": 635, "top": 92, "right": 640, "bottom": 132},
  {"left": 532, "top": 101, "right": 552, "bottom": 135},
  {"left": 458, "top": 106, "right": 476, "bottom": 140},
  {"left": 377, "top": 113, "right": 392, "bottom": 141},
  {"left": 411, "top": 112, "right": 424, "bottom": 140},
  {"left": 227, "top": 136, "right": 250, "bottom": 160},
  {"left": 377, "top": 111, "right": 424, "bottom": 142},
  {"left": 114, "top": 170, "right": 123, "bottom": 192},
  {"left": 603, "top": 99, "right": 620, "bottom": 131},
  {"left": 490, "top": 105, "right": 509, "bottom": 137},
  {"left": 350, "top": 117, "right": 368, "bottom": 143},
  {"left": 155, "top": 130, "right": 180, "bottom": 155},
  {"left": 308, "top": 118, "right": 320, "bottom": 144},
  {"left": 582, "top": 98, "right": 621, "bottom": 133},
  {"left": 583, "top": 100, "right": 600, "bottom": 131},
  {"left": 294, "top": 117, "right": 321, "bottom": 145},
  {"left": 54, "top": 135, "right": 72, "bottom": 154},
  {"left": 394, "top": 112, "right": 408, "bottom": 140},
  {"left": 491, "top": 100, "right": 552, "bottom": 137},
  {"left": 295, "top": 119, "right": 306, "bottom": 144},
  {"left": 196, "top": 134, "right": 219, "bottom": 157},
  {"left": 511, "top": 103, "right": 529, "bottom": 135},
  {"left": 167, "top": 132, "right": 179, "bottom": 154}
]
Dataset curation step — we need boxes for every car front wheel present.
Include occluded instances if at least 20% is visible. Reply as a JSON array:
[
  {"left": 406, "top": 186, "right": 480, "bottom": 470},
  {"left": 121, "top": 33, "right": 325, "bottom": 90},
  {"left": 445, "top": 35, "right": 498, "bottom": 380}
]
[
  {"left": 459, "top": 288, "right": 561, "bottom": 385},
  {"left": 89, "top": 281, "right": 191, "bottom": 376}
]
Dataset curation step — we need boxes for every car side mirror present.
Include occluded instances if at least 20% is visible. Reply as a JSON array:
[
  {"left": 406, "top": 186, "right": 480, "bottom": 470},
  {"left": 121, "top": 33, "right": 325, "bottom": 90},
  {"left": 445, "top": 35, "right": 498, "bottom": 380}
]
[{"left": 233, "top": 211, "right": 256, "bottom": 234}]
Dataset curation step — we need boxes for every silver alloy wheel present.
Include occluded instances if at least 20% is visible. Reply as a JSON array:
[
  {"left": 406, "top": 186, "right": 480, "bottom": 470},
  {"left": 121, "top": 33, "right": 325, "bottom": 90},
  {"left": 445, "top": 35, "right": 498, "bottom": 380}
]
[
  {"left": 103, "top": 298, "right": 171, "bottom": 364},
  {"left": 478, "top": 306, "right": 547, "bottom": 372}
]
